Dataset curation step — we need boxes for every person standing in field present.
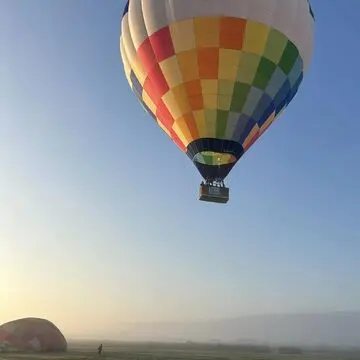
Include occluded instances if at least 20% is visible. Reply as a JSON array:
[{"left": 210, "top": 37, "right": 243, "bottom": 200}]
[{"left": 98, "top": 343, "right": 103, "bottom": 355}]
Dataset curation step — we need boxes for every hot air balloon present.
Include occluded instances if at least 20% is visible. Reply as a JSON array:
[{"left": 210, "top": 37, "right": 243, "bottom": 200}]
[
  {"left": 0, "top": 318, "right": 67, "bottom": 353},
  {"left": 120, "top": 0, "right": 315, "bottom": 203}
]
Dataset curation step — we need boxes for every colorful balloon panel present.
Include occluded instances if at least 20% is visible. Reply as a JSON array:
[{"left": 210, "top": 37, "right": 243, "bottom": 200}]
[{"left": 120, "top": 0, "right": 315, "bottom": 181}]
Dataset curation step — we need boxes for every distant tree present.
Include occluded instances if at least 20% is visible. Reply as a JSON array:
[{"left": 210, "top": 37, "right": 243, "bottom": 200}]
[{"left": 278, "top": 346, "right": 303, "bottom": 355}]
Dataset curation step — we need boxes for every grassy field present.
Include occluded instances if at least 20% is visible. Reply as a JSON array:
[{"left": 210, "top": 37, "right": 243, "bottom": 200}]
[{"left": 1, "top": 340, "right": 360, "bottom": 360}]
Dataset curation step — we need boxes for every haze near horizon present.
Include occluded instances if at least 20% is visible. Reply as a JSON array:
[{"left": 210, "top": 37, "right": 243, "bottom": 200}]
[{"left": 1, "top": 0, "right": 360, "bottom": 341}]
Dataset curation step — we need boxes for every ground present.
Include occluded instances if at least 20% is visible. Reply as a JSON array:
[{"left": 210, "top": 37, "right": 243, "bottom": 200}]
[{"left": 0, "top": 341, "right": 359, "bottom": 360}]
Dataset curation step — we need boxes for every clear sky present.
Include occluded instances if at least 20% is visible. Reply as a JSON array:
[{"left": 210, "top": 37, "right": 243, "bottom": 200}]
[{"left": 1, "top": 0, "right": 360, "bottom": 338}]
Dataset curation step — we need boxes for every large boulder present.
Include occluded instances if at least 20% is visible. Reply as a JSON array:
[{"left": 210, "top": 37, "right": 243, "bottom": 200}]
[{"left": 0, "top": 317, "right": 67, "bottom": 352}]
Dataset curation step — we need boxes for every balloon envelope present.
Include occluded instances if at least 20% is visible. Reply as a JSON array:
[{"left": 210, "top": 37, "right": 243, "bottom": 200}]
[
  {"left": 0, "top": 318, "right": 67, "bottom": 353},
  {"left": 120, "top": 0, "right": 315, "bottom": 181}
]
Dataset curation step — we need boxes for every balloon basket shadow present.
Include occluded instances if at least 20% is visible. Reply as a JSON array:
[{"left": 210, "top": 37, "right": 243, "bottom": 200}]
[{"left": 199, "top": 183, "right": 229, "bottom": 204}]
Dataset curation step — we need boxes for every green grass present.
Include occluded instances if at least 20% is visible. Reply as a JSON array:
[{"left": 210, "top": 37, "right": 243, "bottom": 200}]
[{"left": 1, "top": 341, "right": 360, "bottom": 360}]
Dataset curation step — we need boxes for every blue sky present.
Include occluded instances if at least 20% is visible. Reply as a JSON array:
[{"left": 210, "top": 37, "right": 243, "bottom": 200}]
[{"left": 1, "top": 0, "right": 360, "bottom": 337}]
